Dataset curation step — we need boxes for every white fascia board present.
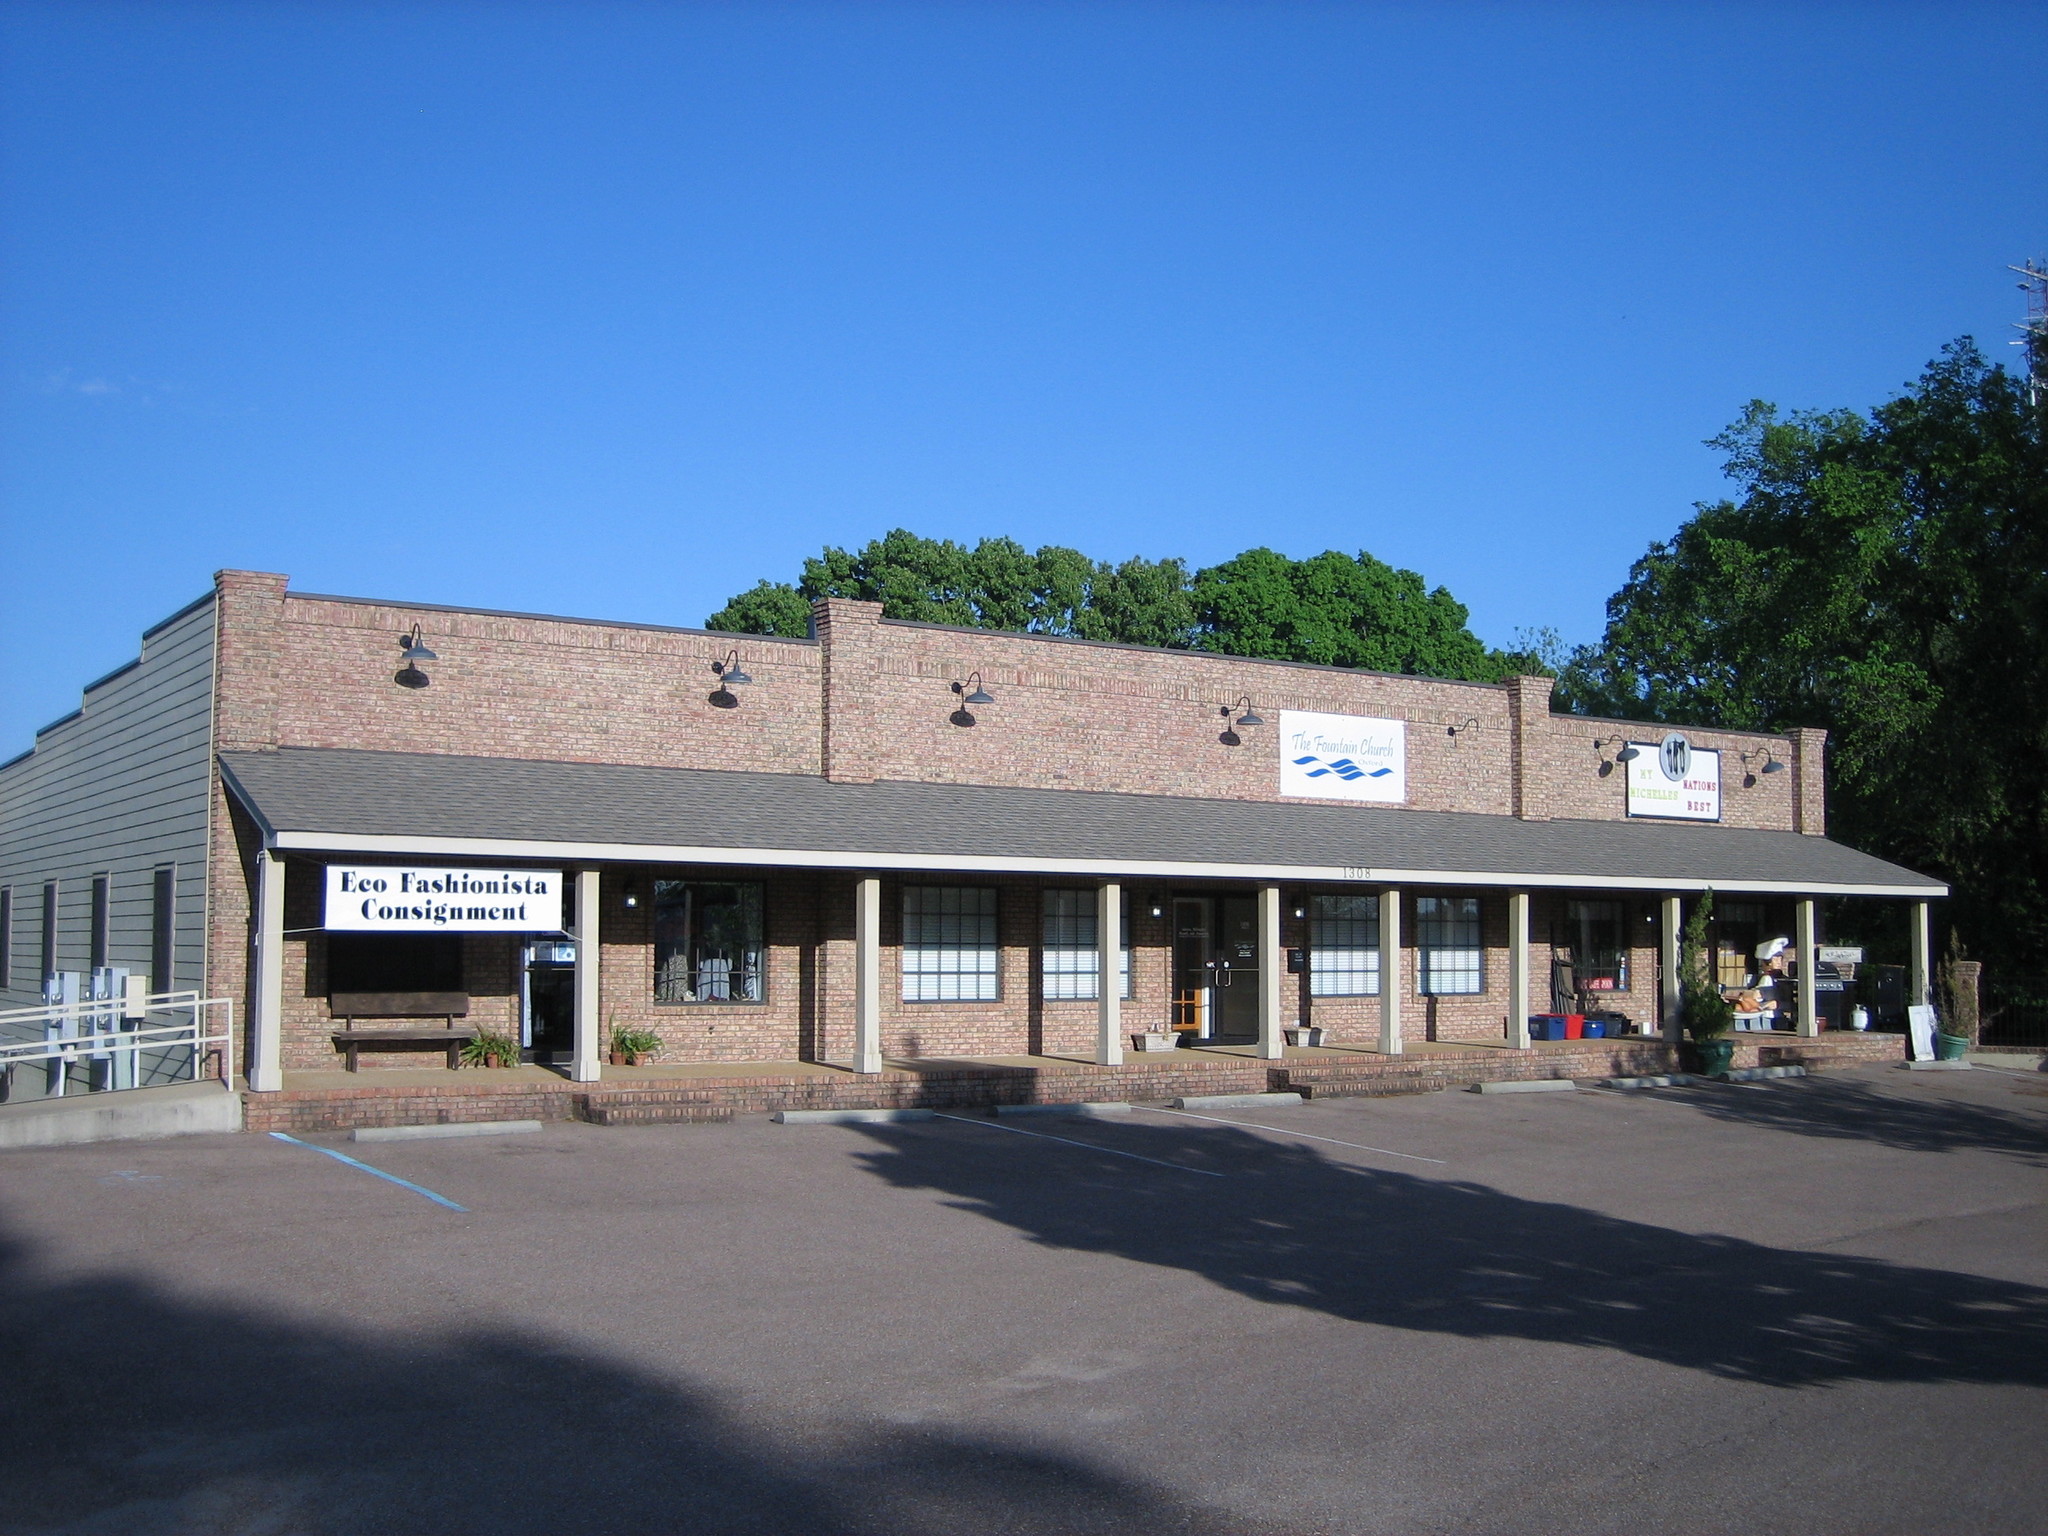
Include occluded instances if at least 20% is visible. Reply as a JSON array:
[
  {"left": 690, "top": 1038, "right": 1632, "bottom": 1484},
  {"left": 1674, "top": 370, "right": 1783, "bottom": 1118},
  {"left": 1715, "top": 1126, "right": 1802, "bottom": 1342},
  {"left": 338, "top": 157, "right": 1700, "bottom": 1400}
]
[{"left": 265, "top": 829, "right": 1947, "bottom": 899}]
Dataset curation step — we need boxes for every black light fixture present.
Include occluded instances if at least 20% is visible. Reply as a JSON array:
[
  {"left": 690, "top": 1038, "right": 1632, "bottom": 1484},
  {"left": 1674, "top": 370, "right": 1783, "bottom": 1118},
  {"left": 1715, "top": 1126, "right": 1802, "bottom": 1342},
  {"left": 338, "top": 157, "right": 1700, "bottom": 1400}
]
[
  {"left": 1592, "top": 735, "right": 1638, "bottom": 777},
  {"left": 1739, "top": 748, "right": 1786, "bottom": 788},
  {"left": 1446, "top": 716, "right": 1478, "bottom": 743},
  {"left": 949, "top": 673, "right": 994, "bottom": 726},
  {"left": 1217, "top": 695, "right": 1262, "bottom": 745},
  {"left": 394, "top": 624, "right": 436, "bottom": 689},
  {"left": 621, "top": 878, "right": 640, "bottom": 910},
  {"left": 709, "top": 650, "right": 751, "bottom": 709}
]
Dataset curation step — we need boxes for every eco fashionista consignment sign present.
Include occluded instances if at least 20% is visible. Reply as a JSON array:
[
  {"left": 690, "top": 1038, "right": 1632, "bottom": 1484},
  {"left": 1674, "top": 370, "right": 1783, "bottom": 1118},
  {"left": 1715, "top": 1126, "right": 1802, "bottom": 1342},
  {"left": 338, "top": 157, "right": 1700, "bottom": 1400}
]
[
  {"left": 323, "top": 865, "right": 564, "bottom": 932},
  {"left": 1625, "top": 734, "right": 1721, "bottom": 821},
  {"left": 1278, "top": 711, "right": 1407, "bottom": 804}
]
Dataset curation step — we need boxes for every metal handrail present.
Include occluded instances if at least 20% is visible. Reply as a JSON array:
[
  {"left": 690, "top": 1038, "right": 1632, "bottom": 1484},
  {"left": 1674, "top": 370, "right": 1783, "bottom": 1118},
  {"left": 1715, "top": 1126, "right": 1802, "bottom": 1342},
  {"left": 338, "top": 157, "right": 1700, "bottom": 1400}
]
[{"left": 0, "top": 993, "right": 235, "bottom": 1097}]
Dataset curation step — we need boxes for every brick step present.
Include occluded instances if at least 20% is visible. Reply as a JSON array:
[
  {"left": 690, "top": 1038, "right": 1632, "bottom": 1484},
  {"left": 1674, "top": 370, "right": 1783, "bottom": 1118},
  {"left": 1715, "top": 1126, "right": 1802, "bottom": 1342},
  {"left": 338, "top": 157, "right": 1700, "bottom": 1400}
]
[{"left": 580, "top": 1100, "right": 735, "bottom": 1127}]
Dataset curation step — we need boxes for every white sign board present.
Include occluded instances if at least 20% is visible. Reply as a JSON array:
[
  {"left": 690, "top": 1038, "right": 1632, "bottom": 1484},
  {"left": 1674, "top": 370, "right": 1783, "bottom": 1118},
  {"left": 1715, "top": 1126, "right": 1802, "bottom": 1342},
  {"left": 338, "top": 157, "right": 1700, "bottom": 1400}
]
[
  {"left": 1626, "top": 737, "right": 1721, "bottom": 821},
  {"left": 1818, "top": 946, "right": 1865, "bottom": 965},
  {"left": 1279, "top": 711, "right": 1406, "bottom": 803},
  {"left": 1906, "top": 1003, "right": 1937, "bottom": 1061},
  {"left": 324, "top": 865, "right": 563, "bottom": 932}
]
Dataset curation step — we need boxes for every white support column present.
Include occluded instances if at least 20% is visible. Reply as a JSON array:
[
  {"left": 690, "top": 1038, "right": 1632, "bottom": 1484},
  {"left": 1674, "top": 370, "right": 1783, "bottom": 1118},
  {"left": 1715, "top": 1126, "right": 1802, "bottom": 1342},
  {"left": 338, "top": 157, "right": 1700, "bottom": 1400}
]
[
  {"left": 1909, "top": 900, "right": 1933, "bottom": 1009},
  {"left": 248, "top": 848, "right": 285, "bottom": 1092},
  {"left": 1660, "top": 895, "right": 1683, "bottom": 1044},
  {"left": 1378, "top": 888, "right": 1403, "bottom": 1055},
  {"left": 1795, "top": 898, "right": 1819, "bottom": 1038},
  {"left": 854, "top": 876, "right": 883, "bottom": 1075},
  {"left": 1506, "top": 891, "right": 1531, "bottom": 1050},
  {"left": 1257, "top": 885, "right": 1284, "bottom": 1060},
  {"left": 1096, "top": 880, "right": 1123, "bottom": 1066},
  {"left": 571, "top": 868, "right": 602, "bottom": 1082}
]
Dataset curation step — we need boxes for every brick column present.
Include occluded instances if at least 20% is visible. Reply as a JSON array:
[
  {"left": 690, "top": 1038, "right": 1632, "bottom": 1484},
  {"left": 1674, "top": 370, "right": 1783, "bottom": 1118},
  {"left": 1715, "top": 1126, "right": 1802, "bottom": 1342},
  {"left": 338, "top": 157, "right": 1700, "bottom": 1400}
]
[
  {"left": 1791, "top": 727, "right": 1828, "bottom": 835},
  {"left": 814, "top": 599, "right": 885, "bottom": 784},
  {"left": 1505, "top": 676, "right": 1554, "bottom": 821}
]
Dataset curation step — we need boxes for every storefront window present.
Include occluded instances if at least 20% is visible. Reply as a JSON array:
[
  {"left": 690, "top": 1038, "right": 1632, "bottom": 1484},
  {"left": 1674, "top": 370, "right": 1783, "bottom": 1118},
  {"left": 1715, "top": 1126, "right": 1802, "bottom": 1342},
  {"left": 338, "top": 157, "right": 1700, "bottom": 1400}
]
[
  {"left": 1417, "top": 895, "right": 1483, "bottom": 995},
  {"left": 1040, "top": 889, "right": 1131, "bottom": 1000},
  {"left": 653, "top": 881, "right": 764, "bottom": 1002},
  {"left": 1564, "top": 900, "right": 1629, "bottom": 991},
  {"left": 903, "top": 886, "right": 999, "bottom": 1002},
  {"left": 327, "top": 933, "right": 463, "bottom": 995},
  {"left": 1309, "top": 893, "right": 1380, "bottom": 996},
  {"left": 1715, "top": 900, "right": 1767, "bottom": 988}
]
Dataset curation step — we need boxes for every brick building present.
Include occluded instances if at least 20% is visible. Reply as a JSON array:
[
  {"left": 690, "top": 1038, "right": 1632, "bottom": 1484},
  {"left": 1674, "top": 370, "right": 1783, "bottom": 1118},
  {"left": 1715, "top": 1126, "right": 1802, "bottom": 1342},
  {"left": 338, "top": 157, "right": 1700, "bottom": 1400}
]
[{"left": 1, "top": 569, "right": 1946, "bottom": 1095}]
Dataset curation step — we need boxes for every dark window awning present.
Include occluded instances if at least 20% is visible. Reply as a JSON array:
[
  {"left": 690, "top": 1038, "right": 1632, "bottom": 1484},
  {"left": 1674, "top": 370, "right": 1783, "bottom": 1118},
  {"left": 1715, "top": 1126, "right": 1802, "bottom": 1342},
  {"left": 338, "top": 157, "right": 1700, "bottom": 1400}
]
[{"left": 219, "top": 748, "right": 1947, "bottom": 899}]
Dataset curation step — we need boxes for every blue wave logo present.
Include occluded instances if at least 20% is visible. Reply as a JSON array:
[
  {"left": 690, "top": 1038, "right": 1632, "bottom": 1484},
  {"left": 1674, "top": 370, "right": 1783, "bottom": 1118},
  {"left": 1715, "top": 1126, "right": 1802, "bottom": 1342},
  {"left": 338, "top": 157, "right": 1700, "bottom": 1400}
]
[{"left": 1293, "top": 754, "right": 1393, "bottom": 782}]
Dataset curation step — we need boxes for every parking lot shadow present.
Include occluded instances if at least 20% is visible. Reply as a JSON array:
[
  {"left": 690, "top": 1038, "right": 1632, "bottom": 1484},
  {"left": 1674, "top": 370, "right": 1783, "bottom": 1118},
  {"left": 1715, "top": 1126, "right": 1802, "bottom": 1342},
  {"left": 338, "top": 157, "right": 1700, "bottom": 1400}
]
[
  {"left": 852, "top": 1117, "right": 2048, "bottom": 1391},
  {"left": 0, "top": 1230, "right": 1227, "bottom": 1536},
  {"left": 1674, "top": 1074, "right": 2048, "bottom": 1164}
]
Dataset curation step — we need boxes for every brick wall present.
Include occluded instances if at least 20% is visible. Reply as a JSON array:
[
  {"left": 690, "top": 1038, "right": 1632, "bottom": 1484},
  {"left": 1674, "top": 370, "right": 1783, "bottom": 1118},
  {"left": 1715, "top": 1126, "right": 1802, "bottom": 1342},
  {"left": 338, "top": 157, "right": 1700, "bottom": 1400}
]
[{"left": 198, "top": 570, "right": 1828, "bottom": 1070}]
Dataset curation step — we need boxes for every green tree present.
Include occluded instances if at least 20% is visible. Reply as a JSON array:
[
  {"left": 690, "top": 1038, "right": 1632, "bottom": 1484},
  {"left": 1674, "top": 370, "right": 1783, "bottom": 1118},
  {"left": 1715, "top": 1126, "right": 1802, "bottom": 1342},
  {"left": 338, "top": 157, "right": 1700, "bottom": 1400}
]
[
  {"left": 1190, "top": 547, "right": 1508, "bottom": 679},
  {"left": 1561, "top": 339, "right": 2047, "bottom": 978},
  {"left": 707, "top": 530, "right": 1535, "bottom": 681}
]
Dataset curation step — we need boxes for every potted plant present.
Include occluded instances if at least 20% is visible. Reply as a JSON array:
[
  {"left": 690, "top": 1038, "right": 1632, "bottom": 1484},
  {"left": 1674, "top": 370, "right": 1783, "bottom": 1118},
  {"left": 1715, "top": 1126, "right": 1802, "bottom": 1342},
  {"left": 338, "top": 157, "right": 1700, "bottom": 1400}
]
[
  {"left": 460, "top": 1030, "right": 519, "bottom": 1069},
  {"left": 609, "top": 1024, "right": 662, "bottom": 1067},
  {"left": 1680, "top": 892, "right": 1736, "bottom": 1077},
  {"left": 1935, "top": 942, "right": 1974, "bottom": 1060}
]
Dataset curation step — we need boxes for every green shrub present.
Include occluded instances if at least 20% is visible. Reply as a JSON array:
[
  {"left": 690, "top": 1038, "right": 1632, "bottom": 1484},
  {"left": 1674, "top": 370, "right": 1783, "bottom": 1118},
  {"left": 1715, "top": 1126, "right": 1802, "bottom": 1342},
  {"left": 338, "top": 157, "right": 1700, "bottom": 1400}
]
[{"left": 1680, "top": 892, "right": 1734, "bottom": 1041}]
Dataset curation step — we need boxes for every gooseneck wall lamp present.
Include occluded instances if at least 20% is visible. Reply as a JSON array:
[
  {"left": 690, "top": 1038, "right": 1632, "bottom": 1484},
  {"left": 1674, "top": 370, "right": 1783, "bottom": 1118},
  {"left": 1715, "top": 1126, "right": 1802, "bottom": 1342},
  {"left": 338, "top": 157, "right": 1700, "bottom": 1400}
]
[
  {"left": 1739, "top": 748, "right": 1787, "bottom": 788},
  {"left": 1592, "top": 735, "right": 1639, "bottom": 777},
  {"left": 949, "top": 673, "right": 995, "bottom": 727},
  {"left": 394, "top": 625, "right": 437, "bottom": 689},
  {"left": 1217, "top": 695, "right": 1262, "bottom": 746},
  {"left": 710, "top": 650, "right": 753, "bottom": 709}
]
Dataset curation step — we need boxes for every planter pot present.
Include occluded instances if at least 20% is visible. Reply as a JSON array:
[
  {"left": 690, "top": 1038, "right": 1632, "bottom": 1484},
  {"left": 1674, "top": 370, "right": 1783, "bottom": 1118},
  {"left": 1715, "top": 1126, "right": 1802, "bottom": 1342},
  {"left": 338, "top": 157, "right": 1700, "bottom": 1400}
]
[
  {"left": 607, "top": 1052, "right": 626, "bottom": 1066},
  {"left": 1936, "top": 1032, "right": 1970, "bottom": 1061},
  {"left": 629, "top": 1053, "right": 657, "bottom": 1068},
  {"left": 1692, "top": 1038, "right": 1736, "bottom": 1078},
  {"left": 483, "top": 1054, "right": 504, "bottom": 1069},
  {"left": 1130, "top": 1032, "right": 1180, "bottom": 1053},
  {"left": 1283, "top": 1027, "right": 1325, "bottom": 1047}
]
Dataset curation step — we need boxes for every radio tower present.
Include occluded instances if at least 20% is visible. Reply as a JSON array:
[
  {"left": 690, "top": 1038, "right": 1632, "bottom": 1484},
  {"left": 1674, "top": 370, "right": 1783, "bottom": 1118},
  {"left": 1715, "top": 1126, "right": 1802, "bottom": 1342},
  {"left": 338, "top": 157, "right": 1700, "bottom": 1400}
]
[{"left": 2012, "top": 259, "right": 2048, "bottom": 408}]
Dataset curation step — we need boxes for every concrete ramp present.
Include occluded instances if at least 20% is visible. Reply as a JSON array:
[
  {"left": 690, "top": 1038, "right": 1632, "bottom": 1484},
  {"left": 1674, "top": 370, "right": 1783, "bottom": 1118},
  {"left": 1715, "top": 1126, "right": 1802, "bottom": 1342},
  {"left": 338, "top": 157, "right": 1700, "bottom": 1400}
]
[{"left": 0, "top": 1080, "right": 243, "bottom": 1150}]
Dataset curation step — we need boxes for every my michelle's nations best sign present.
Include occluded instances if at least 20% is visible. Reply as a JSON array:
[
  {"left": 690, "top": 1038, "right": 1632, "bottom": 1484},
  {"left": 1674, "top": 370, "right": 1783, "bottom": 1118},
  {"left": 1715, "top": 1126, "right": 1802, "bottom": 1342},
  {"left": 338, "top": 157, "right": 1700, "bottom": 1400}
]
[
  {"left": 323, "top": 865, "right": 564, "bottom": 932},
  {"left": 1624, "top": 735, "right": 1722, "bottom": 821},
  {"left": 1278, "top": 711, "right": 1407, "bottom": 803}
]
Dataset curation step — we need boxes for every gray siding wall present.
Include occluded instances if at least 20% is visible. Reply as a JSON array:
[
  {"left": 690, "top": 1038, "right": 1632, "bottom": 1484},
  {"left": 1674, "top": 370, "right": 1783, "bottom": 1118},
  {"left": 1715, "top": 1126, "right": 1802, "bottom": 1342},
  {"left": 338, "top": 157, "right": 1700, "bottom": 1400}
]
[{"left": 0, "top": 595, "right": 216, "bottom": 1008}]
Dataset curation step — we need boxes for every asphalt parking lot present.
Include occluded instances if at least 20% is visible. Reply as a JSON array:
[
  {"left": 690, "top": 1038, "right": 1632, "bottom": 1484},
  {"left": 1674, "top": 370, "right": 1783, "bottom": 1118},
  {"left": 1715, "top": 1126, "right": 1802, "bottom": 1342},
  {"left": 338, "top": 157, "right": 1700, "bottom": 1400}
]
[{"left": 2, "top": 1063, "right": 2045, "bottom": 1535}]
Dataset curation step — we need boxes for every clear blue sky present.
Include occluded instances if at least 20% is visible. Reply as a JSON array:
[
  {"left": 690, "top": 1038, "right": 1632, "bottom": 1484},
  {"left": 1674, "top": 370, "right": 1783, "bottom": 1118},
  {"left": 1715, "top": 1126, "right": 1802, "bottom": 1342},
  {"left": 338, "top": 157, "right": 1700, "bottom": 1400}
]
[{"left": 4, "top": 2, "right": 2042, "bottom": 750}]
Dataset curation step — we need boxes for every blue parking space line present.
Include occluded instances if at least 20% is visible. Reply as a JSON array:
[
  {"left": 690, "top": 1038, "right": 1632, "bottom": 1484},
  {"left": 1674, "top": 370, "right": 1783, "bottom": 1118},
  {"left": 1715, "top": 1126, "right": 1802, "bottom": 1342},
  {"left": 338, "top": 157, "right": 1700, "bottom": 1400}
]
[{"left": 268, "top": 1132, "right": 470, "bottom": 1211}]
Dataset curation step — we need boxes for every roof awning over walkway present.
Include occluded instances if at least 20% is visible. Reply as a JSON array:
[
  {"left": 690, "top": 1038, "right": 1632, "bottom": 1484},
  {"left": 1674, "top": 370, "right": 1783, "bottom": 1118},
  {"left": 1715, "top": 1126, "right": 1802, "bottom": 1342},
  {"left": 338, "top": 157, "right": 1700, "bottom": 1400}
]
[{"left": 219, "top": 747, "right": 1947, "bottom": 899}]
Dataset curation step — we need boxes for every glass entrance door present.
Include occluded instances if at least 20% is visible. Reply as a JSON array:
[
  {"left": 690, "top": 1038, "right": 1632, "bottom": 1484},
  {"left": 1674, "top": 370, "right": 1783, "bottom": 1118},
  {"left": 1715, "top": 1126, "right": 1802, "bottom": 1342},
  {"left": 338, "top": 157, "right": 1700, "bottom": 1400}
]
[
  {"left": 1212, "top": 895, "right": 1260, "bottom": 1043},
  {"left": 522, "top": 940, "right": 576, "bottom": 1062},
  {"left": 1172, "top": 898, "right": 1213, "bottom": 1039},
  {"left": 1171, "top": 896, "right": 1260, "bottom": 1045}
]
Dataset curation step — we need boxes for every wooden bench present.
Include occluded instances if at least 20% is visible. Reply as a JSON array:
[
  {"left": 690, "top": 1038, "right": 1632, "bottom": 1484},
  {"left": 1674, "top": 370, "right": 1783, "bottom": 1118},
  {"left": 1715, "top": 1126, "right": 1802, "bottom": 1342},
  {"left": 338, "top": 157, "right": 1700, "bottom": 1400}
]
[{"left": 329, "top": 992, "right": 477, "bottom": 1072}]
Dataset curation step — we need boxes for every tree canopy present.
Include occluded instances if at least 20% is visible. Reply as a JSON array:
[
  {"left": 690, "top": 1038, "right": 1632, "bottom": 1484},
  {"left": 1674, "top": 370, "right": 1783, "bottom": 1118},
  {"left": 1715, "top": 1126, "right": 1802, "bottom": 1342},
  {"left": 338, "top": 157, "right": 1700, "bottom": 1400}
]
[
  {"left": 1559, "top": 338, "right": 2047, "bottom": 979},
  {"left": 706, "top": 532, "right": 1540, "bottom": 682}
]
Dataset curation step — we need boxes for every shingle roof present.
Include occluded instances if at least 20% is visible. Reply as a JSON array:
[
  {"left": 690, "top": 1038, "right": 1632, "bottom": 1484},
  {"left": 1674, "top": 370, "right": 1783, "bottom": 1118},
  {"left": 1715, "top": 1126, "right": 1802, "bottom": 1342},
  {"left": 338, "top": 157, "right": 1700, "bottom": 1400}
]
[{"left": 218, "top": 747, "right": 1946, "bottom": 897}]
